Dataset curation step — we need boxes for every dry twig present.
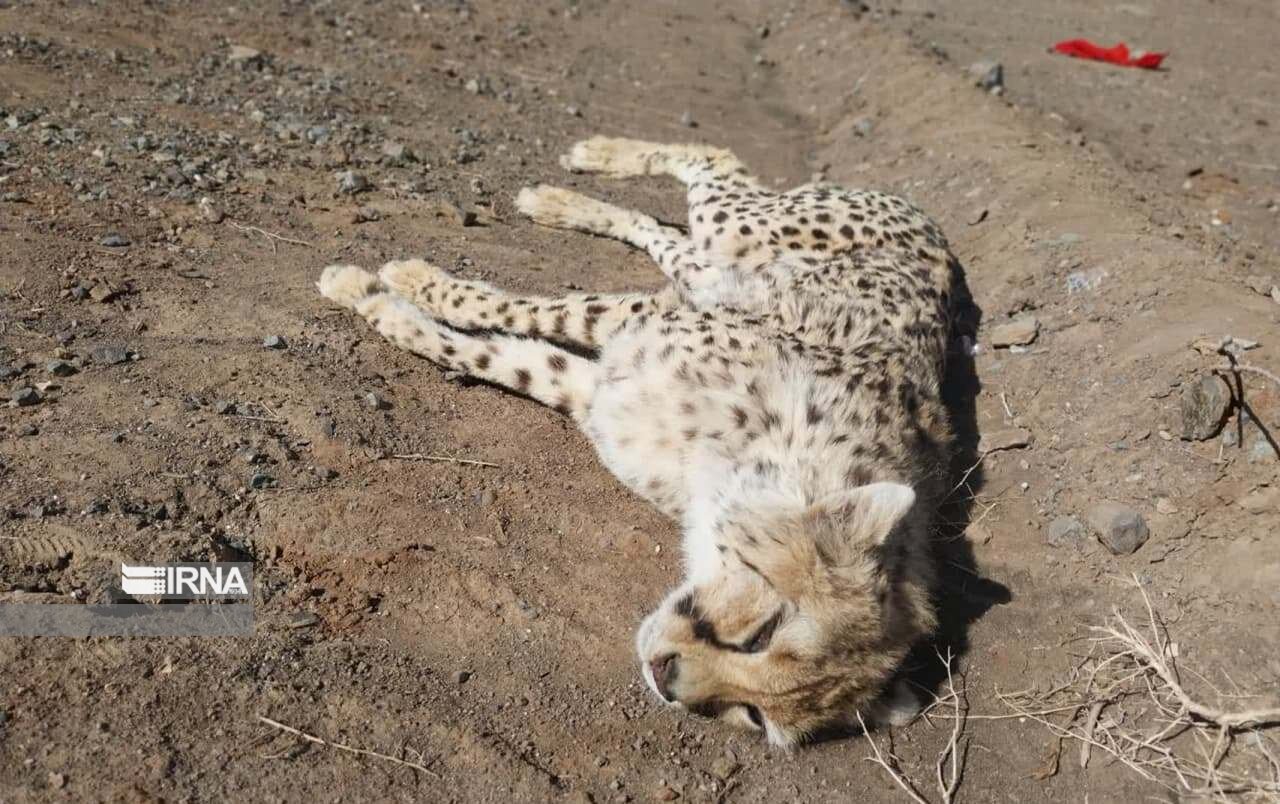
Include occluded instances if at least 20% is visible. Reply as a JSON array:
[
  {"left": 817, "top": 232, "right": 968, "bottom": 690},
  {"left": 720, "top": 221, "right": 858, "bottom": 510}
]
[
  {"left": 256, "top": 714, "right": 441, "bottom": 779},
  {"left": 390, "top": 453, "right": 500, "bottom": 468},
  {"left": 229, "top": 221, "right": 314, "bottom": 252}
]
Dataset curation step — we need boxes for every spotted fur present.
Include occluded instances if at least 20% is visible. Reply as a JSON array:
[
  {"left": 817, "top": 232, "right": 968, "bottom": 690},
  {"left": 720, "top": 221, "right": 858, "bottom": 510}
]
[{"left": 318, "top": 136, "right": 957, "bottom": 747}]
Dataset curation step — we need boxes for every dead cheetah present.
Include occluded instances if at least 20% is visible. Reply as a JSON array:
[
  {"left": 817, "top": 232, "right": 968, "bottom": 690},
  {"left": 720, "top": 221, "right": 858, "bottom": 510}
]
[{"left": 318, "top": 136, "right": 957, "bottom": 747}]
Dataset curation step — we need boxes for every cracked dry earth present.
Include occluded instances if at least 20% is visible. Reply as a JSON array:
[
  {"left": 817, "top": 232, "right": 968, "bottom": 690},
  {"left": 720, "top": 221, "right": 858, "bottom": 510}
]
[{"left": 2, "top": 1, "right": 1279, "bottom": 802}]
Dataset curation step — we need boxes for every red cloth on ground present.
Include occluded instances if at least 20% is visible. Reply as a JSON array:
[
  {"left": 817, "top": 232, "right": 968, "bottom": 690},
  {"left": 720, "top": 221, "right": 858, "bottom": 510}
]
[{"left": 1052, "top": 39, "right": 1166, "bottom": 69}]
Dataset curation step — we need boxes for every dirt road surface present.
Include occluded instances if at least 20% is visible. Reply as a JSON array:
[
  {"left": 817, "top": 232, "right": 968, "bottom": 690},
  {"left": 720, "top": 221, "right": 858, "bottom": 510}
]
[{"left": 2, "top": 1, "right": 1278, "bottom": 801}]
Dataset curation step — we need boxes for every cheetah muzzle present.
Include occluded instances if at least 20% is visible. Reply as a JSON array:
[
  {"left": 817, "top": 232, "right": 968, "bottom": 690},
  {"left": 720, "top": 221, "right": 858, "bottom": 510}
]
[{"left": 318, "top": 136, "right": 957, "bottom": 748}]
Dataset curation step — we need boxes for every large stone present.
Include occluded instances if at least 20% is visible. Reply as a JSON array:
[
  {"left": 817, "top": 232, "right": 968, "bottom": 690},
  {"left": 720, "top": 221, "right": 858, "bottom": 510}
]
[
  {"left": 989, "top": 316, "right": 1039, "bottom": 348},
  {"left": 1087, "top": 503, "right": 1150, "bottom": 555},
  {"left": 1180, "top": 375, "right": 1232, "bottom": 441}
]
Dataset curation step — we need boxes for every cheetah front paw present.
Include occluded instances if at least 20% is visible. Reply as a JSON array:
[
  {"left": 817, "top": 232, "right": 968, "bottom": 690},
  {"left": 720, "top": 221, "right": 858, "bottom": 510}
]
[
  {"left": 516, "top": 185, "right": 616, "bottom": 233},
  {"left": 318, "top": 265, "right": 386, "bottom": 310},
  {"left": 378, "top": 258, "right": 450, "bottom": 299}
]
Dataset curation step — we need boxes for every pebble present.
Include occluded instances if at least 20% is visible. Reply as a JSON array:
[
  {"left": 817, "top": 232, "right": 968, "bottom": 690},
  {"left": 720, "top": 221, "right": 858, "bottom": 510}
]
[
  {"left": 336, "top": 170, "right": 371, "bottom": 195},
  {"left": 288, "top": 612, "right": 320, "bottom": 629},
  {"left": 1086, "top": 503, "right": 1150, "bottom": 555},
  {"left": 227, "top": 44, "right": 262, "bottom": 63},
  {"left": 989, "top": 316, "right": 1039, "bottom": 348},
  {"left": 11, "top": 387, "right": 41, "bottom": 407},
  {"left": 89, "top": 283, "right": 119, "bottom": 303},
  {"left": 363, "top": 392, "right": 390, "bottom": 410},
  {"left": 213, "top": 399, "right": 237, "bottom": 415},
  {"left": 381, "top": 141, "right": 415, "bottom": 164},
  {"left": 434, "top": 200, "right": 477, "bottom": 227},
  {"left": 20, "top": 423, "right": 39, "bottom": 437},
  {"left": 199, "top": 198, "right": 224, "bottom": 223},
  {"left": 710, "top": 757, "right": 741, "bottom": 780},
  {"left": 454, "top": 670, "right": 472, "bottom": 685},
  {"left": 1046, "top": 516, "right": 1086, "bottom": 550},
  {"left": 1244, "top": 275, "right": 1276, "bottom": 297},
  {"left": 1179, "top": 375, "right": 1231, "bottom": 441},
  {"left": 978, "top": 427, "right": 1033, "bottom": 453},
  {"left": 1239, "top": 488, "right": 1280, "bottom": 515},
  {"left": 968, "top": 60, "right": 1003, "bottom": 92},
  {"left": 89, "top": 344, "right": 130, "bottom": 365},
  {"left": 1155, "top": 498, "right": 1179, "bottom": 515},
  {"left": 262, "top": 335, "right": 287, "bottom": 350},
  {"left": 1248, "top": 436, "right": 1279, "bottom": 464},
  {"left": 679, "top": 110, "right": 697, "bottom": 128},
  {"left": 45, "top": 360, "right": 78, "bottom": 376},
  {"left": 100, "top": 233, "right": 130, "bottom": 247},
  {"left": 852, "top": 116, "right": 875, "bottom": 137},
  {"left": 565, "top": 104, "right": 582, "bottom": 117},
  {"left": 249, "top": 472, "right": 276, "bottom": 490},
  {"left": 312, "top": 465, "right": 339, "bottom": 481},
  {"left": 352, "top": 206, "right": 381, "bottom": 223}
]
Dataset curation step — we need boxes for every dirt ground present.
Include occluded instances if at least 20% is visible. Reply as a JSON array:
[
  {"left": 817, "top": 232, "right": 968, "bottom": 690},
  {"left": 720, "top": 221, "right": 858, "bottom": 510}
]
[{"left": 2, "top": 1, "right": 1279, "bottom": 801}]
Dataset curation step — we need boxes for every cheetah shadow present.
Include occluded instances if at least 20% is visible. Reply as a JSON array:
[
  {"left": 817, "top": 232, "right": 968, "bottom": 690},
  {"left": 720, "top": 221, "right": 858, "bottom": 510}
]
[
  {"left": 812, "top": 258, "right": 1010, "bottom": 745},
  {"left": 904, "top": 259, "right": 1011, "bottom": 699}
]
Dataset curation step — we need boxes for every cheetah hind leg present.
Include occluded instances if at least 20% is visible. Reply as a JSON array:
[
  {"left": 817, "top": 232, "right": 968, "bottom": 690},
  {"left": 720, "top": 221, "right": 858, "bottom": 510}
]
[
  {"left": 559, "top": 136, "right": 760, "bottom": 188},
  {"left": 377, "top": 258, "right": 667, "bottom": 350},
  {"left": 318, "top": 265, "right": 599, "bottom": 420}
]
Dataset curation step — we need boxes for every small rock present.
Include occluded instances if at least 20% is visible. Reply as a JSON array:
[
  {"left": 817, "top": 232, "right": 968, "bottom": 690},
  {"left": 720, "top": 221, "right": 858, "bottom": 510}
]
[
  {"left": 363, "top": 392, "right": 390, "bottom": 410},
  {"left": 1155, "top": 498, "right": 1179, "bottom": 515},
  {"left": 381, "top": 141, "right": 415, "bottom": 164},
  {"left": 352, "top": 206, "right": 381, "bottom": 223},
  {"left": 1179, "top": 375, "right": 1232, "bottom": 441},
  {"left": 45, "top": 360, "right": 78, "bottom": 376},
  {"left": 227, "top": 44, "right": 262, "bottom": 63},
  {"left": 655, "top": 785, "right": 679, "bottom": 801},
  {"left": 434, "top": 200, "right": 477, "bottom": 227},
  {"left": 336, "top": 170, "right": 371, "bottom": 195},
  {"left": 262, "top": 335, "right": 287, "bottom": 350},
  {"left": 89, "top": 284, "right": 119, "bottom": 303},
  {"left": 11, "top": 387, "right": 40, "bottom": 407},
  {"left": 1244, "top": 275, "right": 1276, "bottom": 296},
  {"left": 213, "top": 399, "right": 237, "bottom": 415},
  {"left": 288, "top": 612, "right": 320, "bottom": 629},
  {"left": 19, "top": 423, "right": 39, "bottom": 437},
  {"left": 710, "top": 757, "right": 741, "bottom": 780},
  {"left": 48, "top": 772, "right": 66, "bottom": 790},
  {"left": 1247, "top": 436, "right": 1279, "bottom": 464},
  {"left": 989, "top": 316, "right": 1039, "bottom": 348},
  {"left": 968, "top": 60, "right": 1003, "bottom": 91},
  {"left": 565, "top": 104, "right": 582, "bottom": 117},
  {"left": 312, "top": 465, "right": 339, "bottom": 481},
  {"left": 249, "top": 472, "right": 276, "bottom": 490},
  {"left": 198, "top": 198, "right": 224, "bottom": 223},
  {"left": 89, "top": 345, "right": 130, "bottom": 365},
  {"left": 1066, "top": 268, "right": 1106, "bottom": 293},
  {"left": 1087, "top": 503, "right": 1150, "bottom": 555},
  {"left": 851, "top": 116, "right": 875, "bottom": 137},
  {"left": 1239, "top": 487, "right": 1280, "bottom": 515},
  {"left": 1045, "top": 516, "right": 1086, "bottom": 549},
  {"left": 679, "top": 110, "right": 697, "bottom": 128},
  {"left": 979, "top": 427, "right": 1033, "bottom": 453},
  {"left": 100, "top": 233, "right": 130, "bottom": 248},
  {"left": 454, "top": 670, "right": 472, "bottom": 685}
]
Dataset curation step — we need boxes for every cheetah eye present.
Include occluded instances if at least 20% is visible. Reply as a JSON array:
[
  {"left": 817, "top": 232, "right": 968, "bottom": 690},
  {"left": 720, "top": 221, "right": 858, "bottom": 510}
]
[
  {"left": 741, "top": 609, "right": 784, "bottom": 653},
  {"left": 743, "top": 704, "right": 765, "bottom": 729}
]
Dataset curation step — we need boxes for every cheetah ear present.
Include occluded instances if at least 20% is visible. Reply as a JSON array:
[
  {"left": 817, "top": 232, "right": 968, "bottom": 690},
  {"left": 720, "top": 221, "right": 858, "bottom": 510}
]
[{"left": 836, "top": 482, "right": 916, "bottom": 545}]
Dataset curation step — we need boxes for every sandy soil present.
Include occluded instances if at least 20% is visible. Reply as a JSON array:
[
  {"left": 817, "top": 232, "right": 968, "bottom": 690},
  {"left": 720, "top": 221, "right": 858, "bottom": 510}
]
[{"left": 2, "top": 1, "right": 1278, "bottom": 802}]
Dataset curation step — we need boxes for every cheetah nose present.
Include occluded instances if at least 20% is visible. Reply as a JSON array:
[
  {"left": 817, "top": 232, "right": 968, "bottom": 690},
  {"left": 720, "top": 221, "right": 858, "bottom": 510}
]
[{"left": 650, "top": 653, "right": 679, "bottom": 701}]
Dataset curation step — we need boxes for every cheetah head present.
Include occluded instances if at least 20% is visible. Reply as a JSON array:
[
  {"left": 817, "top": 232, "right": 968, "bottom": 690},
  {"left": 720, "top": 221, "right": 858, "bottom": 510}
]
[{"left": 635, "top": 481, "right": 935, "bottom": 748}]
